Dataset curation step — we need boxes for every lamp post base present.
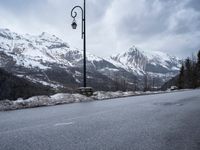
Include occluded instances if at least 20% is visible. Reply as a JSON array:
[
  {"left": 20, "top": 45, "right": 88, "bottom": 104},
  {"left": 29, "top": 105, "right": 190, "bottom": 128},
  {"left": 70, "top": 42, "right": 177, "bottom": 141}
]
[{"left": 77, "top": 87, "right": 93, "bottom": 96}]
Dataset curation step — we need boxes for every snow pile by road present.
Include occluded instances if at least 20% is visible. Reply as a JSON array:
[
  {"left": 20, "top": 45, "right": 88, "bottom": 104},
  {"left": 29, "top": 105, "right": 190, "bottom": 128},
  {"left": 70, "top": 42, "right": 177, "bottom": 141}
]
[
  {"left": 92, "top": 91, "right": 136, "bottom": 100},
  {"left": 0, "top": 93, "right": 93, "bottom": 111},
  {"left": 0, "top": 91, "right": 165, "bottom": 111}
]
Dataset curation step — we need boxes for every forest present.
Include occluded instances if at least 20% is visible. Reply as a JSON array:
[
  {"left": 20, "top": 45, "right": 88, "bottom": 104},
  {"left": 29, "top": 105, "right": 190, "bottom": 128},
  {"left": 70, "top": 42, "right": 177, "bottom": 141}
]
[{"left": 178, "top": 50, "right": 200, "bottom": 89}]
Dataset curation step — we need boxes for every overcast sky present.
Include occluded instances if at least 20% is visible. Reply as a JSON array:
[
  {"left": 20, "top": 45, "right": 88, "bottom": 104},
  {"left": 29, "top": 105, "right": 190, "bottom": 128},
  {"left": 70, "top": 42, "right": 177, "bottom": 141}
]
[{"left": 0, "top": 0, "right": 200, "bottom": 58}]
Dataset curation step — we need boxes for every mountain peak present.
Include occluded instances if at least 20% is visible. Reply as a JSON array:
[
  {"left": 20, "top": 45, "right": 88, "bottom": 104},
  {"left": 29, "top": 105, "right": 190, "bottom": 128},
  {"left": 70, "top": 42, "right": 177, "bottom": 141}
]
[
  {"left": 0, "top": 28, "right": 10, "bottom": 32},
  {"left": 40, "top": 32, "right": 53, "bottom": 37},
  {"left": 129, "top": 45, "right": 138, "bottom": 50},
  {"left": 39, "top": 32, "right": 59, "bottom": 40},
  {"left": 0, "top": 28, "right": 18, "bottom": 40},
  {"left": 109, "top": 45, "right": 181, "bottom": 75},
  {"left": 126, "top": 46, "right": 143, "bottom": 56}
]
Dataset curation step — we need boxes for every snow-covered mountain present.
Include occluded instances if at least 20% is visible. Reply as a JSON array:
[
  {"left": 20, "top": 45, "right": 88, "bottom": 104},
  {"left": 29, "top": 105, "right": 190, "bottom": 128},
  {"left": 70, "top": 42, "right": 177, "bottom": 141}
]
[
  {"left": 0, "top": 29, "right": 181, "bottom": 91},
  {"left": 0, "top": 29, "right": 118, "bottom": 91},
  {"left": 0, "top": 28, "right": 104, "bottom": 69},
  {"left": 109, "top": 46, "right": 181, "bottom": 76}
]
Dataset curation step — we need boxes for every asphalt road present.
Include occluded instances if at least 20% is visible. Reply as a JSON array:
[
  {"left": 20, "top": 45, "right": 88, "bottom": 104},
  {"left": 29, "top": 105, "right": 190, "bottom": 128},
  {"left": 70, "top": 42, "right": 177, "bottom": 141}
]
[{"left": 0, "top": 90, "right": 200, "bottom": 150}]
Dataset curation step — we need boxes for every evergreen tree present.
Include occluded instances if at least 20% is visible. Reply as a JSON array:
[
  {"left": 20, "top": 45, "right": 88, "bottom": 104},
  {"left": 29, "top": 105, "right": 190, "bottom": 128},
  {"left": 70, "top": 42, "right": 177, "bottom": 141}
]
[
  {"left": 185, "top": 58, "right": 192, "bottom": 88},
  {"left": 143, "top": 73, "right": 149, "bottom": 92},
  {"left": 197, "top": 50, "right": 200, "bottom": 86},
  {"left": 198, "top": 50, "right": 200, "bottom": 65},
  {"left": 185, "top": 58, "right": 192, "bottom": 71},
  {"left": 191, "top": 59, "right": 198, "bottom": 88},
  {"left": 163, "top": 50, "right": 200, "bottom": 90},
  {"left": 178, "top": 64, "right": 185, "bottom": 89}
]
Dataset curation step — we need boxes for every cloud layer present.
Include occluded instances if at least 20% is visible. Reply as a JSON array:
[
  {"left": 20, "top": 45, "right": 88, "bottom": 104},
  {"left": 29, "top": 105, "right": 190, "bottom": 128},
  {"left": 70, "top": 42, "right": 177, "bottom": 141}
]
[{"left": 0, "top": 0, "right": 200, "bottom": 58}]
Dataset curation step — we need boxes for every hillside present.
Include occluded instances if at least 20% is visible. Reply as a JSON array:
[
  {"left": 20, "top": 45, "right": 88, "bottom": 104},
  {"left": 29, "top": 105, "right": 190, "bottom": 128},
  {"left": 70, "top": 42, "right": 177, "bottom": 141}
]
[{"left": 0, "top": 68, "right": 54, "bottom": 100}]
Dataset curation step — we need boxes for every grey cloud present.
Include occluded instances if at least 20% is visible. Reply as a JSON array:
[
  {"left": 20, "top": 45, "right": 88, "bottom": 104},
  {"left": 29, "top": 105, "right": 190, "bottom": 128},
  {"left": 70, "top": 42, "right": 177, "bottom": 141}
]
[
  {"left": 87, "top": 0, "right": 114, "bottom": 22},
  {"left": 187, "top": 0, "right": 200, "bottom": 11},
  {"left": 0, "top": 0, "right": 199, "bottom": 58},
  {"left": 108, "top": 0, "right": 200, "bottom": 57},
  {"left": 116, "top": 0, "right": 184, "bottom": 38},
  {"left": 0, "top": 0, "right": 45, "bottom": 14},
  {"left": 170, "top": 10, "right": 200, "bottom": 34}
]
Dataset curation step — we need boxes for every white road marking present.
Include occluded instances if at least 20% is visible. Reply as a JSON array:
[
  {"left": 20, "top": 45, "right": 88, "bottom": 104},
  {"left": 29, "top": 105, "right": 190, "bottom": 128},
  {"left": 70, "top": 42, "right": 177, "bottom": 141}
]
[{"left": 54, "top": 122, "right": 74, "bottom": 127}]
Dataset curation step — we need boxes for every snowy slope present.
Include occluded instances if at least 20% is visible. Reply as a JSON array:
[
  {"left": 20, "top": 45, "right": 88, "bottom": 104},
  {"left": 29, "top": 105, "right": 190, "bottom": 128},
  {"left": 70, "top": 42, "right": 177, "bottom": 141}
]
[
  {"left": 0, "top": 29, "right": 77, "bottom": 69},
  {"left": 108, "top": 46, "right": 147, "bottom": 75},
  {"left": 142, "top": 50, "right": 181, "bottom": 72}
]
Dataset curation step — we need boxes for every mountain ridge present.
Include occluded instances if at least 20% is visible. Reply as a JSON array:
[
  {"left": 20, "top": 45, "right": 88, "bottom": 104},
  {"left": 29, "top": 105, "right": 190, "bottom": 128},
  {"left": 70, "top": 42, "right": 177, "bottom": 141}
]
[{"left": 0, "top": 28, "right": 181, "bottom": 91}]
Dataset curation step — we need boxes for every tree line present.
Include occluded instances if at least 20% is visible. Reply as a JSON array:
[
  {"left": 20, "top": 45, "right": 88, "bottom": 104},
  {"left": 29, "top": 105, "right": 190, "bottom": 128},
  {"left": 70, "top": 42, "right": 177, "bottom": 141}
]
[{"left": 178, "top": 50, "right": 200, "bottom": 89}]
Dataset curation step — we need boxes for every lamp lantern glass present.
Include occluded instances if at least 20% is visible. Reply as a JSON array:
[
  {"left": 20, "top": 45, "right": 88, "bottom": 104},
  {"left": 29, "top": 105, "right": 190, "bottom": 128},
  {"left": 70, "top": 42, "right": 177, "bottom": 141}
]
[{"left": 71, "top": 21, "right": 77, "bottom": 29}]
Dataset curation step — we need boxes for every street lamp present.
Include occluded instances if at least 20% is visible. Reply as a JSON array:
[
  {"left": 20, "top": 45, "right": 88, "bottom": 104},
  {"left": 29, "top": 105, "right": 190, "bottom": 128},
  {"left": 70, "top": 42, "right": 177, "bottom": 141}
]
[
  {"left": 71, "top": 20, "right": 77, "bottom": 29},
  {"left": 71, "top": 0, "right": 93, "bottom": 96}
]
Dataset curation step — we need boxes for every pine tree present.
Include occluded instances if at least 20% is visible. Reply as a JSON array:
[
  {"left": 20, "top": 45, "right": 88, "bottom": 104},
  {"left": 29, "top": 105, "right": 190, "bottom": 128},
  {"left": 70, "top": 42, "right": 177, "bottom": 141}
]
[
  {"left": 191, "top": 58, "right": 198, "bottom": 88},
  {"left": 198, "top": 50, "right": 200, "bottom": 65},
  {"left": 143, "top": 73, "right": 149, "bottom": 92},
  {"left": 185, "top": 58, "right": 192, "bottom": 88},
  {"left": 178, "top": 64, "right": 185, "bottom": 89},
  {"left": 197, "top": 50, "right": 200, "bottom": 86}
]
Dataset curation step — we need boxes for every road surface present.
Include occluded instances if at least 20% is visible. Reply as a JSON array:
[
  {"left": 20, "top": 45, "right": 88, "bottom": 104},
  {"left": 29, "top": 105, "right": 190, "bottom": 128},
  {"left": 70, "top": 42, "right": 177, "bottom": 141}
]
[{"left": 0, "top": 90, "right": 200, "bottom": 150}]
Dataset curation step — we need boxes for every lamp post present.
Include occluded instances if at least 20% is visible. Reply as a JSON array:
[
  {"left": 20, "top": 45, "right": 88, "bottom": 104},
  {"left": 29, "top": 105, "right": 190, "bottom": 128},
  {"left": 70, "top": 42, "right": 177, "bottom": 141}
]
[{"left": 71, "top": 0, "right": 93, "bottom": 96}]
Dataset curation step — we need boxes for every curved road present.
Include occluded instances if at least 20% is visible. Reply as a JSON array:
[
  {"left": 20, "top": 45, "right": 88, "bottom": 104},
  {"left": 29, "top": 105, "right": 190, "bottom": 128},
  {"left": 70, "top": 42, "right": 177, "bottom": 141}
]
[{"left": 0, "top": 90, "right": 200, "bottom": 150}]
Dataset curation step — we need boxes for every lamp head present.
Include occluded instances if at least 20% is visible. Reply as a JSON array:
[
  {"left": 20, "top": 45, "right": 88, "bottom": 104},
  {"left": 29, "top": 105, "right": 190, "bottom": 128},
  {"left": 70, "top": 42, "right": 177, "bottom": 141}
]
[{"left": 71, "top": 20, "right": 77, "bottom": 29}]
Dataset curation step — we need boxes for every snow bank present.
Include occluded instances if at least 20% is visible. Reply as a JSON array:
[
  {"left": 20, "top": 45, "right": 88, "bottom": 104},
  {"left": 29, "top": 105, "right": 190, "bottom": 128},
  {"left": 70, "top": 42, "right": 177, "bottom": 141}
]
[
  {"left": 0, "top": 91, "right": 166, "bottom": 111},
  {"left": 92, "top": 91, "right": 136, "bottom": 100},
  {"left": 0, "top": 94, "right": 92, "bottom": 111}
]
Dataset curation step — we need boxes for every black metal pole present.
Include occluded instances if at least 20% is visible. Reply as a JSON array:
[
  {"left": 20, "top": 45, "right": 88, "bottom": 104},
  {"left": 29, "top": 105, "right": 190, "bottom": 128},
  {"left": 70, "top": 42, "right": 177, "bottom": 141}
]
[
  {"left": 71, "top": 0, "right": 93, "bottom": 95},
  {"left": 71, "top": 0, "right": 87, "bottom": 88},
  {"left": 83, "top": 0, "right": 86, "bottom": 87}
]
